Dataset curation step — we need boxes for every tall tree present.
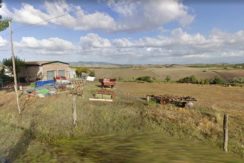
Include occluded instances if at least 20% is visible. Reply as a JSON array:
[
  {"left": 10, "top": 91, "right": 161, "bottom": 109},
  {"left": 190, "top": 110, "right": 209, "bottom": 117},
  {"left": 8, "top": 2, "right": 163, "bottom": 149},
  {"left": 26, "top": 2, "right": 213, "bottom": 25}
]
[
  {"left": 0, "top": 0, "right": 9, "bottom": 32},
  {"left": 2, "top": 57, "right": 25, "bottom": 77},
  {"left": 0, "top": 20, "right": 9, "bottom": 32}
]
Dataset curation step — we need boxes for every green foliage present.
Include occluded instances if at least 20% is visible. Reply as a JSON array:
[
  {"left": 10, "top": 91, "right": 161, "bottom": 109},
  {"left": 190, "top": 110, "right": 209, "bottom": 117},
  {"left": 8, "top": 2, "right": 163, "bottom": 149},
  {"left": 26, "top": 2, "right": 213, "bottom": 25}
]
[
  {"left": 178, "top": 75, "right": 198, "bottom": 84},
  {"left": 209, "top": 76, "right": 226, "bottom": 84},
  {"left": 0, "top": 20, "right": 9, "bottom": 32},
  {"left": 75, "top": 67, "right": 89, "bottom": 77},
  {"left": 229, "top": 77, "right": 244, "bottom": 84},
  {"left": 89, "top": 70, "right": 95, "bottom": 77},
  {"left": 136, "top": 76, "right": 154, "bottom": 83},
  {"left": 75, "top": 67, "right": 95, "bottom": 77},
  {"left": 0, "top": 74, "right": 13, "bottom": 84},
  {"left": 164, "top": 75, "right": 171, "bottom": 82},
  {"left": 177, "top": 75, "right": 243, "bottom": 86},
  {"left": 2, "top": 57, "right": 25, "bottom": 75}
]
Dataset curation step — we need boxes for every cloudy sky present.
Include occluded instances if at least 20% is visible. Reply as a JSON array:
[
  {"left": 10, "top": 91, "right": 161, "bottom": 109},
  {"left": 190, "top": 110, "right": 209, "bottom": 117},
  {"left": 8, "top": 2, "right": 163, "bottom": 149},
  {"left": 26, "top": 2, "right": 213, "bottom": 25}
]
[{"left": 0, "top": 0, "right": 244, "bottom": 64}]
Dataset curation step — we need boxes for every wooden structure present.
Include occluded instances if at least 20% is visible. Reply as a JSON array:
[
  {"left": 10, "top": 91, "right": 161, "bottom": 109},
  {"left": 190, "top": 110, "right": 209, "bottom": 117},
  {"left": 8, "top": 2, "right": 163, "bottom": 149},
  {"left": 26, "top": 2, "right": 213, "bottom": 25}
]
[
  {"left": 223, "top": 114, "right": 228, "bottom": 152},
  {"left": 18, "top": 61, "right": 74, "bottom": 82},
  {"left": 70, "top": 79, "right": 85, "bottom": 96},
  {"left": 89, "top": 89, "right": 115, "bottom": 102},
  {"left": 70, "top": 79, "right": 86, "bottom": 126}
]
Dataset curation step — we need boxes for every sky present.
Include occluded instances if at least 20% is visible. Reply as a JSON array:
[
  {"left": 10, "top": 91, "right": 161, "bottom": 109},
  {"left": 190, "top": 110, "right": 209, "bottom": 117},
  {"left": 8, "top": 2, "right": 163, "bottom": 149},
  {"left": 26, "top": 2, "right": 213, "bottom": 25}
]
[{"left": 0, "top": 0, "right": 244, "bottom": 64}]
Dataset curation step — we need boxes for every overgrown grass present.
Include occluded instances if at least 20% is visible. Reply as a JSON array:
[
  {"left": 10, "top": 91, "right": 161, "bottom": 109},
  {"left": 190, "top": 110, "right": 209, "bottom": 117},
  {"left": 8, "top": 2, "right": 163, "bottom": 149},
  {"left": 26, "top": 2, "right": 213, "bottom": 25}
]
[{"left": 0, "top": 82, "right": 243, "bottom": 161}]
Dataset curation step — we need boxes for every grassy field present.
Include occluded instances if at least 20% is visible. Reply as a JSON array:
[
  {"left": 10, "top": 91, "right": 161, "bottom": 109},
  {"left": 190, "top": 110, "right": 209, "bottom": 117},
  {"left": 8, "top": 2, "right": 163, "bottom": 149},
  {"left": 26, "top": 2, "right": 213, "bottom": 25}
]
[
  {"left": 0, "top": 80, "right": 244, "bottom": 162},
  {"left": 93, "top": 66, "right": 244, "bottom": 81}
]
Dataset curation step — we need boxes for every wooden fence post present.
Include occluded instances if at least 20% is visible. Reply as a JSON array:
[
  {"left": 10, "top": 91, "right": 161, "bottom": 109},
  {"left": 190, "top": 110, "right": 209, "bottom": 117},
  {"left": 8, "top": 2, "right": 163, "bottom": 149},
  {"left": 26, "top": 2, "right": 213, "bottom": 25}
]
[
  {"left": 223, "top": 114, "right": 228, "bottom": 152},
  {"left": 72, "top": 94, "right": 77, "bottom": 127},
  {"left": 146, "top": 95, "right": 150, "bottom": 103},
  {"left": 9, "top": 20, "right": 21, "bottom": 114}
]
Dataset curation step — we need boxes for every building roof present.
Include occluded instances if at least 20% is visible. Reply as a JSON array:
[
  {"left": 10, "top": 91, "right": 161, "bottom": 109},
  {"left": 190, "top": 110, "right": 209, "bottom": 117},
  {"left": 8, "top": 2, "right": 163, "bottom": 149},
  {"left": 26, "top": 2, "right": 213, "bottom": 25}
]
[{"left": 25, "top": 61, "right": 69, "bottom": 66}]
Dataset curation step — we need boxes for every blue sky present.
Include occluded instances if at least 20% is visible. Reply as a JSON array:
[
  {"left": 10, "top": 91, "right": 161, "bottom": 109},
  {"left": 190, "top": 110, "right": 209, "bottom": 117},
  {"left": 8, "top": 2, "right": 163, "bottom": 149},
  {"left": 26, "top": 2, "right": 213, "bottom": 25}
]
[{"left": 0, "top": 0, "right": 244, "bottom": 64}]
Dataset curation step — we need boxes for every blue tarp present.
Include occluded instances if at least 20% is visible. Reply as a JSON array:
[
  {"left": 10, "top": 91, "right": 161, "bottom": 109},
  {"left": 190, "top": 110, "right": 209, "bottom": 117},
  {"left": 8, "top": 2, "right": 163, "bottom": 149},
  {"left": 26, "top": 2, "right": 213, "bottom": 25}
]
[{"left": 35, "top": 80, "right": 55, "bottom": 88}]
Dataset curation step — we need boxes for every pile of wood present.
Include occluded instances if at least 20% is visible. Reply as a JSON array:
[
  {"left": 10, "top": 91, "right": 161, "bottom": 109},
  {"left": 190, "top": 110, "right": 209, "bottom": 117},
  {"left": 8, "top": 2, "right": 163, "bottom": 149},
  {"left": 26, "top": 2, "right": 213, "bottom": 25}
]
[
  {"left": 147, "top": 94, "right": 197, "bottom": 107},
  {"left": 96, "top": 89, "right": 116, "bottom": 98},
  {"left": 89, "top": 89, "right": 116, "bottom": 102}
]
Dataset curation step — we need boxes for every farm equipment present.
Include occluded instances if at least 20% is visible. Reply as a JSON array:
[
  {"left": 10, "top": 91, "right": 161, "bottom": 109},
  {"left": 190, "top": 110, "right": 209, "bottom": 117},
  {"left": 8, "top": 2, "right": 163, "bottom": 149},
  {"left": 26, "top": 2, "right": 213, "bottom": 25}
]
[
  {"left": 147, "top": 94, "right": 197, "bottom": 107},
  {"left": 99, "top": 78, "right": 116, "bottom": 88},
  {"left": 89, "top": 89, "right": 115, "bottom": 102}
]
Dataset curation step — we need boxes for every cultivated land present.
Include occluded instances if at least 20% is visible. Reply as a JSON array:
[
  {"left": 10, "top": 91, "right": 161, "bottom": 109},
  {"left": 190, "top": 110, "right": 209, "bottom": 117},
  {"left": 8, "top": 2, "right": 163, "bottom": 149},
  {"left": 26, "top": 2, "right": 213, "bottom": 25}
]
[
  {"left": 93, "top": 65, "right": 244, "bottom": 81},
  {"left": 0, "top": 66, "right": 244, "bottom": 162}
]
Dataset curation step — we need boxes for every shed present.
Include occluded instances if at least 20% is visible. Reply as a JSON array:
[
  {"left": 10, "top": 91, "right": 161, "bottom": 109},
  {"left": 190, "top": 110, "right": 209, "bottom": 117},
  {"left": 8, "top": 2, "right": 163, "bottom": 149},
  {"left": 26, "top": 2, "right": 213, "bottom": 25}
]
[{"left": 18, "top": 61, "right": 74, "bottom": 82}]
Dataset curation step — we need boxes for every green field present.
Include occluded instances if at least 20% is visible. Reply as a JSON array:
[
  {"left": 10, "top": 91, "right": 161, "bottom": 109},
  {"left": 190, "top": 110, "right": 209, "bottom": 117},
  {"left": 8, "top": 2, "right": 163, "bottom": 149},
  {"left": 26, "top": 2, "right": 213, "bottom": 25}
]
[
  {"left": 0, "top": 77, "right": 244, "bottom": 162},
  {"left": 1, "top": 66, "right": 244, "bottom": 162}
]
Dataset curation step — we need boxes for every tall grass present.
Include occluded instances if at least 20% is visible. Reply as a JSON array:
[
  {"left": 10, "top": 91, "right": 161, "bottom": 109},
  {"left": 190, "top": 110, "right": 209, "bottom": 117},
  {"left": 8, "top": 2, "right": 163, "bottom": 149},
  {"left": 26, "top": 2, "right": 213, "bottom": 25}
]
[{"left": 0, "top": 83, "right": 243, "bottom": 160}]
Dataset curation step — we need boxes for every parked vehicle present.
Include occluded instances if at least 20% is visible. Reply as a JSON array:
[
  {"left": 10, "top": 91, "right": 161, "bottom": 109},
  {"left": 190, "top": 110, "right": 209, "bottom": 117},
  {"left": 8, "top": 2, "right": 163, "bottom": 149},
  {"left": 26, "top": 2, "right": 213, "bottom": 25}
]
[{"left": 99, "top": 78, "right": 116, "bottom": 88}]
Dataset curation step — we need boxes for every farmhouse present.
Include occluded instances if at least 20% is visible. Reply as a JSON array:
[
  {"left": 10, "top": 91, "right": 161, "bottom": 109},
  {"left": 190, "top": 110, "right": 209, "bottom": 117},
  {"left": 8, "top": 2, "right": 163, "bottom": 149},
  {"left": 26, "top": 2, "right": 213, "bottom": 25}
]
[{"left": 18, "top": 61, "right": 74, "bottom": 82}]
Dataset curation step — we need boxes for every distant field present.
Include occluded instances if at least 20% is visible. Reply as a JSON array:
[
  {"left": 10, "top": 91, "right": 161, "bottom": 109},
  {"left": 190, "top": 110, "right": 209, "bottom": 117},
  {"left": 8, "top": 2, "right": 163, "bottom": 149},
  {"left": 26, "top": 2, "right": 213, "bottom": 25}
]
[
  {"left": 93, "top": 66, "right": 244, "bottom": 81},
  {"left": 116, "top": 82, "right": 244, "bottom": 116}
]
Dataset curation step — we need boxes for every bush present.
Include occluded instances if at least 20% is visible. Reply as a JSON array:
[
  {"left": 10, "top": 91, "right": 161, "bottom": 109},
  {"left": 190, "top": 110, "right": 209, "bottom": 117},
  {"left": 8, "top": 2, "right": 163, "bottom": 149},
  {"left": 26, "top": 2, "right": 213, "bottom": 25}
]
[
  {"left": 89, "top": 70, "right": 95, "bottom": 77},
  {"left": 75, "top": 67, "right": 95, "bottom": 77},
  {"left": 229, "top": 77, "right": 244, "bottom": 84},
  {"left": 136, "top": 76, "right": 154, "bottom": 83},
  {"left": 164, "top": 75, "right": 171, "bottom": 82},
  {"left": 177, "top": 75, "right": 198, "bottom": 84},
  {"left": 209, "top": 76, "right": 226, "bottom": 84},
  {"left": 0, "top": 74, "right": 14, "bottom": 84}
]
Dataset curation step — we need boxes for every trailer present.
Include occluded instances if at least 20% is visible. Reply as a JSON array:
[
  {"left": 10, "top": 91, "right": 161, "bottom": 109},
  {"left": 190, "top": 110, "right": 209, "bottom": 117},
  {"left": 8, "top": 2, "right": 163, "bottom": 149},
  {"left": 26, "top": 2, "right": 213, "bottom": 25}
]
[{"left": 99, "top": 78, "right": 116, "bottom": 88}]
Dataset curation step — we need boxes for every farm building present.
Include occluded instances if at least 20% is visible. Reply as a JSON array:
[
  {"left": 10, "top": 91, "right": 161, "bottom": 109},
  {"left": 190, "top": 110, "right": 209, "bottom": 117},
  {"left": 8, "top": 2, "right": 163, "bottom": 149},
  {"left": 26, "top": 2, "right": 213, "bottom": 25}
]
[{"left": 18, "top": 61, "right": 74, "bottom": 82}]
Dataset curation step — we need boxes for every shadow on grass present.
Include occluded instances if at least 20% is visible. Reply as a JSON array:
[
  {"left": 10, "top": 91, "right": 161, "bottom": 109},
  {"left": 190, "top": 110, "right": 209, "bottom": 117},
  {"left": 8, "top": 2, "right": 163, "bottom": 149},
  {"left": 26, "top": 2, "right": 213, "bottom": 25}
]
[{"left": 6, "top": 121, "right": 36, "bottom": 163}]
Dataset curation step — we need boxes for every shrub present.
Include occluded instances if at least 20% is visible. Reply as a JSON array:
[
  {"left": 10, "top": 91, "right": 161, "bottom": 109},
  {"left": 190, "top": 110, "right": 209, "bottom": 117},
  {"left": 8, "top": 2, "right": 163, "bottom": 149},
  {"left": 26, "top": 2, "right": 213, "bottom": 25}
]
[
  {"left": 229, "top": 77, "right": 244, "bottom": 84},
  {"left": 177, "top": 75, "right": 198, "bottom": 84},
  {"left": 164, "top": 75, "right": 171, "bottom": 82},
  {"left": 209, "top": 76, "right": 226, "bottom": 84},
  {"left": 75, "top": 67, "right": 95, "bottom": 77},
  {"left": 136, "top": 76, "right": 154, "bottom": 83},
  {"left": 89, "top": 70, "right": 95, "bottom": 77}
]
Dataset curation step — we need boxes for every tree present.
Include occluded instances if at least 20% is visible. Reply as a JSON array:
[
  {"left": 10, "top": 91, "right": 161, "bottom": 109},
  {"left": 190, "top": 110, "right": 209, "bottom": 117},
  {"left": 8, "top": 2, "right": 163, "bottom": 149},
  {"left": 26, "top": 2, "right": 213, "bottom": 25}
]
[
  {"left": 75, "top": 67, "right": 89, "bottom": 77},
  {"left": 136, "top": 76, "right": 154, "bottom": 83},
  {"left": 178, "top": 75, "right": 198, "bottom": 84},
  {"left": 209, "top": 76, "right": 226, "bottom": 84},
  {"left": 0, "top": 20, "right": 9, "bottom": 32},
  {"left": 89, "top": 70, "right": 95, "bottom": 77},
  {"left": 2, "top": 57, "right": 25, "bottom": 78},
  {"left": 165, "top": 75, "right": 171, "bottom": 82},
  {"left": 0, "top": 0, "right": 9, "bottom": 32}
]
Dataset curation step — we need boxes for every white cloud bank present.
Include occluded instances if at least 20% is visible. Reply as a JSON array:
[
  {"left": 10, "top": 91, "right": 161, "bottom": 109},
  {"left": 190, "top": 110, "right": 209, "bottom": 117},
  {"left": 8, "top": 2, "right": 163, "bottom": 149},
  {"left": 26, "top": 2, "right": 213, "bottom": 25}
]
[
  {"left": 0, "top": 28, "right": 242, "bottom": 63},
  {"left": 0, "top": 0, "right": 193, "bottom": 32}
]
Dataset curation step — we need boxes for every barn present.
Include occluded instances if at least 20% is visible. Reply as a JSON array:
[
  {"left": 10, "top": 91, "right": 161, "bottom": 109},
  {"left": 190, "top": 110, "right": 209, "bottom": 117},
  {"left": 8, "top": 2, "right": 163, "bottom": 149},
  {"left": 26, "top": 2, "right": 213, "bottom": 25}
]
[{"left": 18, "top": 61, "right": 74, "bottom": 82}]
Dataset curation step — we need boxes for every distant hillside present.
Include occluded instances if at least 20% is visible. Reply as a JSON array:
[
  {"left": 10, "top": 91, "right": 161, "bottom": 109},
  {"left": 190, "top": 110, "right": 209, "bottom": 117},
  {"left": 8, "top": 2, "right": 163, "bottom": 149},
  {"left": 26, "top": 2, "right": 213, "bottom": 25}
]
[{"left": 69, "top": 61, "right": 124, "bottom": 68}]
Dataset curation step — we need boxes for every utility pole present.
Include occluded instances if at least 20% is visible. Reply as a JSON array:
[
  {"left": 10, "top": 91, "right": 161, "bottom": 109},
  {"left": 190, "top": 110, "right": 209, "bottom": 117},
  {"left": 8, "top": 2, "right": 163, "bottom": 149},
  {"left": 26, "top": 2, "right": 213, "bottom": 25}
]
[{"left": 9, "top": 20, "right": 21, "bottom": 114}]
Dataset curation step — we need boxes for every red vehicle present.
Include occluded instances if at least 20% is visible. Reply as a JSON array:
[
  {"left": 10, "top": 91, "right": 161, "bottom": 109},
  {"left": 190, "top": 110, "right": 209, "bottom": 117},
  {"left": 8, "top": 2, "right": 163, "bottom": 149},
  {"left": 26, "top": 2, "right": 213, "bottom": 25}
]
[{"left": 99, "top": 78, "right": 116, "bottom": 88}]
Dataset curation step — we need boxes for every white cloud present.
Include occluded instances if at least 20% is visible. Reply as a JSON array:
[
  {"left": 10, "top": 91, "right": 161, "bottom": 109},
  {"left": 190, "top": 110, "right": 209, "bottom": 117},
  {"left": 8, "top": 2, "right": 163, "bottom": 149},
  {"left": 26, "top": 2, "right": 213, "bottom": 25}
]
[
  {"left": 13, "top": 3, "right": 50, "bottom": 25},
  {"left": 15, "top": 37, "right": 75, "bottom": 55},
  {"left": 0, "top": 3, "right": 13, "bottom": 18},
  {"left": 108, "top": 0, "right": 194, "bottom": 31},
  {"left": 77, "top": 29, "right": 244, "bottom": 63},
  {"left": 2, "top": 0, "right": 193, "bottom": 32},
  {"left": 2, "top": 28, "right": 244, "bottom": 64},
  {"left": 80, "top": 33, "right": 112, "bottom": 49},
  {"left": 0, "top": 36, "right": 8, "bottom": 47},
  {"left": 1, "top": 0, "right": 116, "bottom": 31}
]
